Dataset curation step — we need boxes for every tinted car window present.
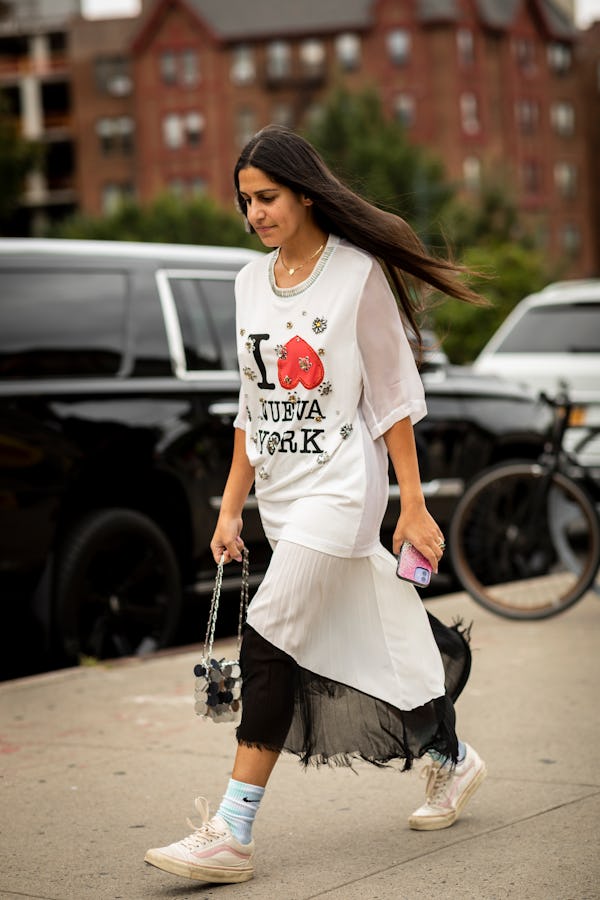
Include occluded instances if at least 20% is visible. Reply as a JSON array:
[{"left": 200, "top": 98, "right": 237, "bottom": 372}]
[
  {"left": 168, "top": 276, "right": 237, "bottom": 371},
  {"left": 495, "top": 303, "right": 600, "bottom": 353},
  {"left": 200, "top": 279, "right": 237, "bottom": 369},
  {"left": 168, "top": 278, "right": 220, "bottom": 370},
  {"left": 0, "top": 269, "right": 127, "bottom": 378}
]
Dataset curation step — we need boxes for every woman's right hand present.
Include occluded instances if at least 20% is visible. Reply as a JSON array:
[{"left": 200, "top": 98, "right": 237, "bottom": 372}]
[{"left": 210, "top": 515, "right": 245, "bottom": 564}]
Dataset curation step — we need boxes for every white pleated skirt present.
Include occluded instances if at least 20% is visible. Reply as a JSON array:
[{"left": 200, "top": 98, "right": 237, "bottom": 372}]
[{"left": 246, "top": 540, "right": 447, "bottom": 712}]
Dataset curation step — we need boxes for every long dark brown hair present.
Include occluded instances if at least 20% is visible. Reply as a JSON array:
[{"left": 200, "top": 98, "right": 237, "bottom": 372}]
[{"left": 234, "top": 124, "right": 484, "bottom": 345}]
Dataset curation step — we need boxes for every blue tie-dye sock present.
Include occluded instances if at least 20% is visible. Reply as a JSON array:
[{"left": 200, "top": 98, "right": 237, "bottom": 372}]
[{"left": 216, "top": 778, "right": 265, "bottom": 844}]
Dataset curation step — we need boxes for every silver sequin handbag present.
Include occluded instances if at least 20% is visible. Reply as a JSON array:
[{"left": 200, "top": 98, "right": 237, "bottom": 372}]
[{"left": 193, "top": 548, "right": 249, "bottom": 724}]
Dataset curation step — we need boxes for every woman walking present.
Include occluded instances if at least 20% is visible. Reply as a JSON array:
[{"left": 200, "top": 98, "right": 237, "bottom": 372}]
[{"left": 145, "top": 125, "right": 486, "bottom": 884}]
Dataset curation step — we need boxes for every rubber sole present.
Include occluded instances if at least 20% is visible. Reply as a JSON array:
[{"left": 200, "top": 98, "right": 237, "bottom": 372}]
[
  {"left": 144, "top": 850, "right": 254, "bottom": 883},
  {"left": 408, "top": 763, "right": 487, "bottom": 831}
]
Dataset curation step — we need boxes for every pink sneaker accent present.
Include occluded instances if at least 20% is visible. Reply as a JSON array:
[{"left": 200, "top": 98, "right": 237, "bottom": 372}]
[
  {"left": 409, "top": 743, "right": 486, "bottom": 830},
  {"left": 145, "top": 797, "right": 254, "bottom": 883}
]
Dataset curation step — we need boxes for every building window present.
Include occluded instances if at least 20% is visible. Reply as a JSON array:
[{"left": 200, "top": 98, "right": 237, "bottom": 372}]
[
  {"left": 163, "top": 113, "right": 183, "bottom": 148},
  {"left": 236, "top": 107, "right": 256, "bottom": 148},
  {"left": 554, "top": 161, "right": 577, "bottom": 199},
  {"left": 514, "top": 37, "right": 536, "bottom": 74},
  {"left": 547, "top": 42, "right": 571, "bottom": 75},
  {"left": 304, "top": 102, "right": 325, "bottom": 129},
  {"left": 96, "top": 116, "right": 134, "bottom": 155},
  {"left": 160, "top": 51, "right": 177, "bottom": 85},
  {"left": 94, "top": 56, "right": 132, "bottom": 96},
  {"left": 463, "top": 156, "right": 481, "bottom": 190},
  {"left": 181, "top": 49, "right": 199, "bottom": 86},
  {"left": 162, "top": 111, "right": 204, "bottom": 149},
  {"left": 102, "top": 182, "right": 134, "bottom": 214},
  {"left": 160, "top": 49, "right": 200, "bottom": 86},
  {"left": 271, "top": 101, "right": 294, "bottom": 128},
  {"left": 551, "top": 101, "right": 575, "bottom": 136},
  {"left": 185, "top": 111, "right": 205, "bottom": 146},
  {"left": 335, "top": 33, "right": 361, "bottom": 71},
  {"left": 456, "top": 28, "right": 474, "bottom": 66},
  {"left": 387, "top": 29, "right": 410, "bottom": 66},
  {"left": 300, "top": 38, "right": 325, "bottom": 76},
  {"left": 394, "top": 93, "right": 415, "bottom": 128},
  {"left": 522, "top": 160, "right": 542, "bottom": 194},
  {"left": 168, "top": 177, "right": 207, "bottom": 197},
  {"left": 168, "top": 178, "right": 186, "bottom": 197},
  {"left": 460, "top": 92, "right": 480, "bottom": 134},
  {"left": 267, "top": 41, "right": 291, "bottom": 80},
  {"left": 231, "top": 44, "right": 255, "bottom": 85},
  {"left": 191, "top": 177, "right": 206, "bottom": 195},
  {"left": 560, "top": 222, "right": 581, "bottom": 255},
  {"left": 515, "top": 99, "right": 540, "bottom": 134}
]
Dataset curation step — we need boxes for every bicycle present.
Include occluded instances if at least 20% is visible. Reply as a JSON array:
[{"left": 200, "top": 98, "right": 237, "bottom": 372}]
[{"left": 449, "top": 391, "right": 600, "bottom": 619}]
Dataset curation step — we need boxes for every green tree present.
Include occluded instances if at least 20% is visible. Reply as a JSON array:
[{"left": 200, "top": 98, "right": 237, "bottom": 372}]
[
  {"left": 430, "top": 242, "right": 552, "bottom": 363},
  {"left": 430, "top": 180, "right": 558, "bottom": 361},
  {"left": 304, "top": 86, "right": 453, "bottom": 248},
  {"left": 442, "top": 178, "right": 523, "bottom": 253},
  {"left": 52, "top": 193, "right": 263, "bottom": 251},
  {"left": 0, "top": 91, "right": 42, "bottom": 232},
  {"left": 305, "top": 87, "right": 558, "bottom": 362}
]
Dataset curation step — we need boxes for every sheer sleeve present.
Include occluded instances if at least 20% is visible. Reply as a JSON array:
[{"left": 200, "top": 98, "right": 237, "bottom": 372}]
[
  {"left": 233, "top": 384, "right": 247, "bottom": 431},
  {"left": 357, "top": 260, "right": 426, "bottom": 440}
]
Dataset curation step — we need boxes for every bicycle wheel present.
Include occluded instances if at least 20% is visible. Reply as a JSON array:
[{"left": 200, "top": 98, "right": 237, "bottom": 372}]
[
  {"left": 567, "top": 428, "right": 600, "bottom": 596},
  {"left": 449, "top": 462, "right": 600, "bottom": 619}
]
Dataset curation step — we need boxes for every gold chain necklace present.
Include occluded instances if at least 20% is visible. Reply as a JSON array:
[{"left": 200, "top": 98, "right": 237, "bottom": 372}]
[{"left": 279, "top": 242, "right": 324, "bottom": 276}]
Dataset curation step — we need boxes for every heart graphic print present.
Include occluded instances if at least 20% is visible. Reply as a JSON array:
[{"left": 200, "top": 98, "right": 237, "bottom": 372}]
[{"left": 278, "top": 336, "right": 324, "bottom": 390}]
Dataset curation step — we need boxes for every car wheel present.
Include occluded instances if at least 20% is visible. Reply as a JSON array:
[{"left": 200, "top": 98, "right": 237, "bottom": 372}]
[{"left": 55, "top": 508, "right": 182, "bottom": 663}]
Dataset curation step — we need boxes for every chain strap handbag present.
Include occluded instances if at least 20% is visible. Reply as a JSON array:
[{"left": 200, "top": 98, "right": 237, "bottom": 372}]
[{"left": 193, "top": 548, "right": 249, "bottom": 724}]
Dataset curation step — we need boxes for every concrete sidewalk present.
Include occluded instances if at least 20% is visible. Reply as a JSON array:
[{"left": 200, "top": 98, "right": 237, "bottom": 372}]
[{"left": 1, "top": 588, "right": 598, "bottom": 900}]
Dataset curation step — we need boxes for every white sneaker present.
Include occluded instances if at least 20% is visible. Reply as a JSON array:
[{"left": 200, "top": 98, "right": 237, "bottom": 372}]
[
  {"left": 144, "top": 797, "right": 254, "bottom": 883},
  {"left": 409, "top": 743, "right": 486, "bottom": 831}
]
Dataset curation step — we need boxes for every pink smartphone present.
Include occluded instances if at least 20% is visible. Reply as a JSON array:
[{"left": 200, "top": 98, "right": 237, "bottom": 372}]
[{"left": 396, "top": 541, "right": 432, "bottom": 587}]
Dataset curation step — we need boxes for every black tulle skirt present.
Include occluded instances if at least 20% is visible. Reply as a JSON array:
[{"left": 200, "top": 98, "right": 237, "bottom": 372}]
[{"left": 236, "top": 615, "right": 471, "bottom": 770}]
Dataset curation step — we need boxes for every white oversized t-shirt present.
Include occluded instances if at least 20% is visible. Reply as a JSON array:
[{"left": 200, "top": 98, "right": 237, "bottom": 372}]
[{"left": 234, "top": 234, "right": 426, "bottom": 558}]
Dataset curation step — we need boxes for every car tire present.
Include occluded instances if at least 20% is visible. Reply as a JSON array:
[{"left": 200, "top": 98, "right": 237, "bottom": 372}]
[{"left": 55, "top": 508, "right": 182, "bottom": 663}]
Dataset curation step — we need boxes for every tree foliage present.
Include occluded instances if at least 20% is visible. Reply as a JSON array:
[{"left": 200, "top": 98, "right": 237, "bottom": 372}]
[
  {"left": 306, "top": 88, "right": 557, "bottom": 362},
  {"left": 429, "top": 242, "right": 552, "bottom": 363},
  {"left": 304, "top": 86, "right": 453, "bottom": 249},
  {"left": 430, "top": 180, "right": 558, "bottom": 361},
  {"left": 52, "top": 192, "right": 262, "bottom": 251}
]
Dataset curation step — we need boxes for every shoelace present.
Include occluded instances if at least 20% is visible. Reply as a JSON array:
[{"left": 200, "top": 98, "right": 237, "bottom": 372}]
[
  {"left": 420, "top": 762, "right": 453, "bottom": 804},
  {"left": 179, "top": 797, "right": 227, "bottom": 850}
]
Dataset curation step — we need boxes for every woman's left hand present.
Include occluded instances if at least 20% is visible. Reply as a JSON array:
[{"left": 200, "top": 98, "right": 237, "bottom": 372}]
[{"left": 392, "top": 505, "right": 445, "bottom": 572}]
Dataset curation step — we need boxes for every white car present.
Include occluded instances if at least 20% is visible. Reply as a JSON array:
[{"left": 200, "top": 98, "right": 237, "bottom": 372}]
[{"left": 472, "top": 279, "right": 600, "bottom": 465}]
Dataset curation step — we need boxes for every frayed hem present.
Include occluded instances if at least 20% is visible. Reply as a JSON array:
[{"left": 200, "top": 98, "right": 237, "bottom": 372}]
[
  {"left": 452, "top": 617, "right": 473, "bottom": 645},
  {"left": 236, "top": 738, "right": 285, "bottom": 755},
  {"left": 293, "top": 749, "right": 403, "bottom": 771},
  {"left": 236, "top": 743, "right": 461, "bottom": 773},
  {"left": 236, "top": 737, "right": 418, "bottom": 771}
]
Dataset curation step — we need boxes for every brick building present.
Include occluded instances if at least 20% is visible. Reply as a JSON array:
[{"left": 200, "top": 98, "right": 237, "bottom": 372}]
[
  {"left": 0, "top": 0, "right": 80, "bottom": 233},
  {"left": 1, "top": 0, "right": 598, "bottom": 276},
  {"left": 70, "top": 12, "right": 139, "bottom": 214},
  {"left": 578, "top": 21, "right": 600, "bottom": 275}
]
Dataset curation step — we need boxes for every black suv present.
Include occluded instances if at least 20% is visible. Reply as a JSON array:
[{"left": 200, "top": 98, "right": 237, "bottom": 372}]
[{"left": 0, "top": 239, "right": 551, "bottom": 678}]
